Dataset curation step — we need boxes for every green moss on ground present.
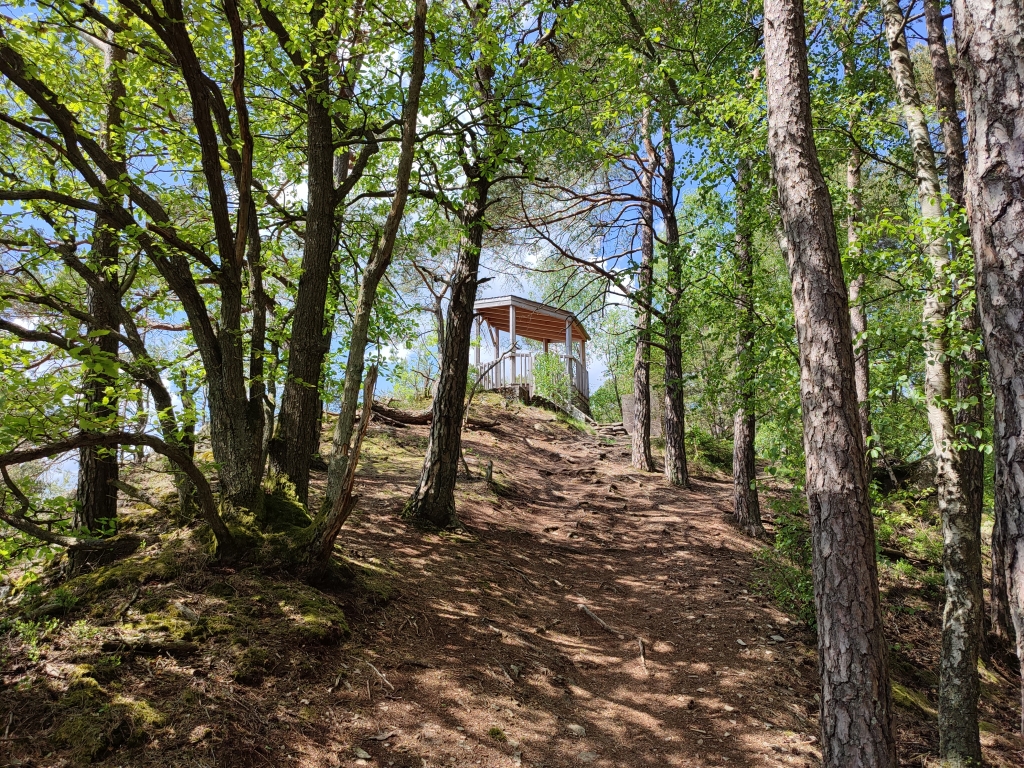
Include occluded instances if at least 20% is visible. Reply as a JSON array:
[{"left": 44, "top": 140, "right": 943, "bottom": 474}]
[
  {"left": 891, "top": 681, "right": 937, "bottom": 718},
  {"left": 262, "top": 479, "right": 313, "bottom": 532},
  {"left": 54, "top": 676, "right": 165, "bottom": 763}
]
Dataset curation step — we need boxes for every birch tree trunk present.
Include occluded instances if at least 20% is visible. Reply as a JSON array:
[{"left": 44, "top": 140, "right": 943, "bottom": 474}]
[
  {"left": 846, "top": 147, "right": 872, "bottom": 453},
  {"left": 925, "top": 0, "right": 993, "bottom": 655},
  {"left": 951, "top": 0, "right": 1024, "bottom": 732},
  {"left": 632, "top": 115, "right": 656, "bottom": 472},
  {"left": 763, "top": 0, "right": 896, "bottom": 762},
  {"left": 884, "top": 2, "right": 983, "bottom": 757},
  {"left": 732, "top": 157, "right": 764, "bottom": 537}
]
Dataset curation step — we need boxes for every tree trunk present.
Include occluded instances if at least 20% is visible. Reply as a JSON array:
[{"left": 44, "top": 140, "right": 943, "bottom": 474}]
[
  {"left": 733, "top": 158, "right": 764, "bottom": 537},
  {"left": 952, "top": 0, "right": 1024, "bottom": 730},
  {"left": 632, "top": 114, "right": 656, "bottom": 472},
  {"left": 763, "top": 0, "right": 896, "bottom": 763},
  {"left": 924, "top": 0, "right": 966, "bottom": 208},
  {"left": 405, "top": 186, "right": 489, "bottom": 526},
  {"left": 76, "top": 230, "right": 121, "bottom": 534},
  {"left": 883, "top": 2, "right": 983, "bottom": 758},
  {"left": 268, "top": 0, "right": 338, "bottom": 506},
  {"left": 925, "top": 0, "right": 989, "bottom": 662},
  {"left": 991, "top": 429, "right": 1016, "bottom": 645},
  {"left": 660, "top": 123, "right": 688, "bottom": 488},
  {"left": 846, "top": 147, "right": 872, "bottom": 453},
  {"left": 319, "top": 0, "right": 427, "bottom": 530},
  {"left": 76, "top": 30, "right": 126, "bottom": 537}
]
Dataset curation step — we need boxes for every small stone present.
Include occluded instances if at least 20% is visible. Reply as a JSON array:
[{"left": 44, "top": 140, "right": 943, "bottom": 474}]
[
  {"left": 353, "top": 746, "right": 372, "bottom": 759},
  {"left": 578, "top": 752, "right": 598, "bottom": 763},
  {"left": 737, "top": 639, "right": 747, "bottom": 646},
  {"left": 771, "top": 635, "right": 786, "bottom": 642},
  {"left": 722, "top": 704, "right": 736, "bottom": 712},
  {"left": 567, "top": 723, "right": 586, "bottom": 737}
]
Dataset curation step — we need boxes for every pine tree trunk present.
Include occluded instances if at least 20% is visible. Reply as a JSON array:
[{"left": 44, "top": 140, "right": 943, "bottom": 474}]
[
  {"left": 952, "top": 0, "right": 1024, "bottom": 729},
  {"left": 632, "top": 114, "right": 656, "bottom": 473},
  {"left": 660, "top": 125, "right": 688, "bottom": 488},
  {"left": 763, "top": 0, "right": 896, "bottom": 762},
  {"left": 269, "top": 0, "right": 337, "bottom": 506},
  {"left": 75, "top": 30, "right": 126, "bottom": 538},
  {"left": 733, "top": 157, "right": 764, "bottom": 537},
  {"left": 883, "top": 3, "right": 983, "bottom": 758}
]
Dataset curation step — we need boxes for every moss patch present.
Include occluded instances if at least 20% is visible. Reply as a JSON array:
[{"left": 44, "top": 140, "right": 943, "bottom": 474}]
[
  {"left": 262, "top": 479, "right": 312, "bottom": 533},
  {"left": 232, "top": 646, "right": 270, "bottom": 685},
  {"left": 270, "top": 586, "right": 349, "bottom": 646},
  {"left": 53, "top": 679, "right": 165, "bottom": 763},
  {"left": 891, "top": 681, "right": 937, "bottom": 718},
  {"left": 63, "top": 543, "right": 185, "bottom": 601}
]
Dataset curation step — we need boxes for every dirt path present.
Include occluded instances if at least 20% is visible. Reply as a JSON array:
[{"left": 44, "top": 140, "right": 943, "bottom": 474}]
[
  {"left": 305, "top": 404, "right": 824, "bottom": 767},
  {"left": 6, "top": 401, "right": 1020, "bottom": 767}
]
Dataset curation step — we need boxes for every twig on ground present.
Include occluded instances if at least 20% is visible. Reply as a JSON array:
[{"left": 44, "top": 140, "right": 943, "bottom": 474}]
[
  {"left": 365, "top": 661, "right": 395, "bottom": 690},
  {"left": 638, "top": 637, "right": 649, "bottom": 674},
  {"left": 117, "top": 586, "right": 142, "bottom": 621},
  {"left": 577, "top": 603, "right": 625, "bottom": 639},
  {"left": 507, "top": 565, "right": 536, "bottom": 588}
]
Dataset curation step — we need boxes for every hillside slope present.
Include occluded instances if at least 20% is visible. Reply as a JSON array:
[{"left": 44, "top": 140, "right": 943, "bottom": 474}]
[{"left": 2, "top": 399, "right": 1021, "bottom": 767}]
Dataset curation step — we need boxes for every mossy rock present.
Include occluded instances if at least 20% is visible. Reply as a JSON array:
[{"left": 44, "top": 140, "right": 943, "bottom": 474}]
[
  {"left": 270, "top": 585, "right": 349, "bottom": 646},
  {"left": 53, "top": 682, "right": 165, "bottom": 762},
  {"left": 262, "top": 478, "right": 312, "bottom": 533},
  {"left": 355, "top": 568, "right": 398, "bottom": 606},
  {"left": 65, "top": 543, "right": 184, "bottom": 601}
]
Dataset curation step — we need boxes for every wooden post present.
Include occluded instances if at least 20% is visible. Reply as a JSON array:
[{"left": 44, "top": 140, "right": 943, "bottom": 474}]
[
  {"left": 492, "top": 325, "right": 500, "bottom": 385},
  {"left": 474, "top": 317, "right": 481, "bottom": 371},
  {"left": 509, "top": 304, "right": 517, "bottom": 383},
  {"left": 543, "top": 339, "right": 549, "bottom": 355},
  {"left": 580, "top": 339, "right": 587, "bottom": 396},
  {"left": 565, "top": 319, "right": 573, "bottom": 391}
]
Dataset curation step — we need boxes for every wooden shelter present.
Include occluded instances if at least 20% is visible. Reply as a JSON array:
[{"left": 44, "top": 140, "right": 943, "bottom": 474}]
[{"left": 473, "top": 295, "right": 590, "bottom": 409}]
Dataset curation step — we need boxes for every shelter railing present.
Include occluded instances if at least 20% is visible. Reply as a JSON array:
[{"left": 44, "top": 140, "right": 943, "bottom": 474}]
[{"left": 477, "top": 352, "right": 588, "bottom": 401}]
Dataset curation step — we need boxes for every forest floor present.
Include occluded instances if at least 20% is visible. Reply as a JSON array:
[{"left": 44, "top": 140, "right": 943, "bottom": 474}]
[{"left": 2, "top": 398, "right": 1022, "bottom": 767}]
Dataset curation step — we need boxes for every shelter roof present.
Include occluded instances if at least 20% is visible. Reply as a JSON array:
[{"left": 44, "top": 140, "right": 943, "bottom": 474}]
[{"left": 473, "top": 295, "right": 590, "bottom": 342}]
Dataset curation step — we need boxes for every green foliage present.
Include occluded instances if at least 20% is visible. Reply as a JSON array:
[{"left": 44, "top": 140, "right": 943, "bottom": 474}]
[
  {"left": 589, "top": 379, "right": 623, "bottom": 423},
  {"left": 3, "top": 617, "right": 61, "bottom": 662},
  {"left": 753, "top": 492, "right": 816, "bottom": 627},
  {"left": 534, "top": 353, "right": 572, "bottom": 407},
  {"left": 686, "top": 426, "right": 732, "bottom": 472}
]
